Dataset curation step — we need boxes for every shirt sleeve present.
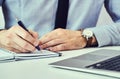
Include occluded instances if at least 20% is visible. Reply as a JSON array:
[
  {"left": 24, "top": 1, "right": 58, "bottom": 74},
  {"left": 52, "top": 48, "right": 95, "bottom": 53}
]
[{"left": 88, "top": 0, "right": 120, "bottom": 47}]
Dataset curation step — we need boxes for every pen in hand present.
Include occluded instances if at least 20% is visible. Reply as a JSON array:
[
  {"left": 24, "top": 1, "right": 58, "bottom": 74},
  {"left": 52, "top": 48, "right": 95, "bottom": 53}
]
[{"left": 15, "top": 17, "right": 41, "bottom": 51}]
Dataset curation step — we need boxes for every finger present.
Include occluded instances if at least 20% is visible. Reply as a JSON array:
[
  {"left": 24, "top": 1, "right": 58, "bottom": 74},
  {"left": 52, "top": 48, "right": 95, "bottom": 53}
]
[
  {"left": 40, "top": 39, "right": 65, "bottom": 49},
  {"left": 7, "top": 47, "right": 22, "bottom": 53},
  {"left": 40, "top": 28, "right": 66, "bottom": 44},
  {"left": 40, "top": 34, "right": 54, "bottom": 44},
  {"left": 47, "top": 42, "right": 83, "bottom": 52},
  {"left": 29, "top": 30, "right": 39, "bottom": 39},
  {"left": 47, "top": 43, "right": 69, "bottom": 52},
  {"left": 40, "top": 30, "right": 59, "bottom": 44},
  {"left": 13, "top": 26, "right": 38, "bottom": 46},
  {"left": 11, "top": 42, "right": 30, "bottom": 53},
  {"left": 29, "top": 30, "right": 40, "bottom": 47},
  {"left": 8, "top": 47, "right": 29, "bottom": 53},
  {"left": 12, "top": 34, "right": 36, "bottom": 51},
  {"left": 5, "top": 37, "right": 31, "bottom": 53}
]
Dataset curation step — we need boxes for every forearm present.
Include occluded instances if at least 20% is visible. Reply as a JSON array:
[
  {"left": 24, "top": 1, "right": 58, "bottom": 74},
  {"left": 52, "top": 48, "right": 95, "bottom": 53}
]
[{"left": 88, "top": 23, "right": 120, "bottom": 47}]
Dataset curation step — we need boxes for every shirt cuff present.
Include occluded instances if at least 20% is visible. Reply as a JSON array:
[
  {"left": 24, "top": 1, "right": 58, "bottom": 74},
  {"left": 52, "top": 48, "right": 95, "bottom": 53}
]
[{"left": 87, "top": 26, "right": 113, "bottom": 47}]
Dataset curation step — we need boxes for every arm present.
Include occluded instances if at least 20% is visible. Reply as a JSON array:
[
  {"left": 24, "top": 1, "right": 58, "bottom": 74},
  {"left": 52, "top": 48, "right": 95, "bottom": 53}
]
[
  {"left": 38, "top": 0, "right": 120, "bottom": 52},
  {"left": 88, "top": 0, "right": 120, "bottom": 47}
]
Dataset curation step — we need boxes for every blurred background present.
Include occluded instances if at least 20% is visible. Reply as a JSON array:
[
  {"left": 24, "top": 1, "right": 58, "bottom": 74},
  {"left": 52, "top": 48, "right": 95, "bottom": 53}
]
[{"left": 0, "top": 5, "right": 113, "bottom": 28}]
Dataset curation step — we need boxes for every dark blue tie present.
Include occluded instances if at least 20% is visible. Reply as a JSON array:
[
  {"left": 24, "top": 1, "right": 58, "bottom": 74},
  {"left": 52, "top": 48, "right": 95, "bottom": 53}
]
[{"left": 54, "top": 0, "right": 69, "bottom": 29}]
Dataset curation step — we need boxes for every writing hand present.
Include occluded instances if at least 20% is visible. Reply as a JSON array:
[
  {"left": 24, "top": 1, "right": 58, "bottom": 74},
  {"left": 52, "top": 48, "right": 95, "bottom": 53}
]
[{"left": 0, "top": 26, "right": 39, "bottom": 53}]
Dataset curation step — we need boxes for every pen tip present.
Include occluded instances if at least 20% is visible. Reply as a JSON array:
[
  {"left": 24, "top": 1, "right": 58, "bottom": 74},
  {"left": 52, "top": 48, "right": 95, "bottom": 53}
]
[
  {"left": 35, "top": 46, "right": 40, "bottom": 51},
  {"left": 59, "top": 53, "right": 62, "bottom": 56}
]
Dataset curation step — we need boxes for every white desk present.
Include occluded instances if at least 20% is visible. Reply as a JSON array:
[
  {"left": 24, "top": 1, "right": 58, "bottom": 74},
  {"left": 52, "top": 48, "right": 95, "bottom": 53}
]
[{"left": 0, "top": 46, "right": 120, "bottom": 79}]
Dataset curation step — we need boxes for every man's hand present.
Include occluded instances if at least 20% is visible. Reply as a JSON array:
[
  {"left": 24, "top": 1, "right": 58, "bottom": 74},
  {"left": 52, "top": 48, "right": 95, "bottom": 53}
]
[
  {"left": 39, "top": 28, "right": 87, "bottom": 52},
  {"left": 0, "top": 26, "right": 39, "bottom": 53}
]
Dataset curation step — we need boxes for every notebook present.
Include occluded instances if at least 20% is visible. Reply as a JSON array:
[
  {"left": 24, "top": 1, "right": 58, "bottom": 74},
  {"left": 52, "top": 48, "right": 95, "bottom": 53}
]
[
  {"left": 50, "top": 49, "right": 120, "bottom": 78},
  {"left": 0, "top": 48, "right": 61, "bottom": 62}
]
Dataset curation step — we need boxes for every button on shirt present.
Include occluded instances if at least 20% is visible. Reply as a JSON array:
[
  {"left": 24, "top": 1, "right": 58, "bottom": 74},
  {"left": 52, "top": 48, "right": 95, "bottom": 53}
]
[{"left": 0, "top": 0, "right": 120, "bottom": 47}]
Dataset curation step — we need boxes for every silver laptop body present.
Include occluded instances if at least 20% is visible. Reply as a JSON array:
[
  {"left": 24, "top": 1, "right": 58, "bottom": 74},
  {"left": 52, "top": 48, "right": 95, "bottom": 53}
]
[{"left": 50, "top": 49, "right": 120, "bottom": 78}]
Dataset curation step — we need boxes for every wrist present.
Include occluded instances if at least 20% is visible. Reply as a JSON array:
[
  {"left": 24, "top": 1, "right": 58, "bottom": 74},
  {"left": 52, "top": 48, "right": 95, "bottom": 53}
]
[
  {"left": 81, "top": 29, "right": 98, "bottom": 47},
  {"left": 86, "top": 34, "right": 98, "bottom": 47},
  {"left": 90, "top": 35, "right": 98, "bottom": 47}
]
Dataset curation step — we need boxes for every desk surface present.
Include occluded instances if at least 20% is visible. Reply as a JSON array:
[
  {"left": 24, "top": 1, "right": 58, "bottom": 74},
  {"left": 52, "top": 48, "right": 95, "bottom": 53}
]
[{"left": 0, "top": 46, "right": 120, "bottom": 79}]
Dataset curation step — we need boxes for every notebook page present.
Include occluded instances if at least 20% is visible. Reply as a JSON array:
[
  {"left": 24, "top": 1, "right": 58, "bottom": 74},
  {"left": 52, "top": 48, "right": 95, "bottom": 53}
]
[
  {"left": 0, "top": 48, "right": 14, "bottom": 61},
  {"left": 14, "top": 50, "right": 61, "bottom": 60}
]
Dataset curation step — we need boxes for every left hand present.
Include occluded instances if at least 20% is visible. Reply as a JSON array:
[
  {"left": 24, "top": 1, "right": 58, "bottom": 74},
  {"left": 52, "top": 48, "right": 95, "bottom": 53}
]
[{"left": 39, "top": 28, "right": 87, "bottom": 52}]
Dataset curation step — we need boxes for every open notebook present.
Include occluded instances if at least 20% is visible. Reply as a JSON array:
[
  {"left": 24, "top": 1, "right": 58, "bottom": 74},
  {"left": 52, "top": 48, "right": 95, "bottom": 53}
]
[{"left": 0, "top": 48, "right": 61, "bottom": 62}]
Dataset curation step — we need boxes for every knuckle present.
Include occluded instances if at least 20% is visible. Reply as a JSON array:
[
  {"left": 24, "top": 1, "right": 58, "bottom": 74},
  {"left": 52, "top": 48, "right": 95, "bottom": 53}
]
[
  {"left": 9, "top": 48, "right": 15, "bottom": 52},
  {"left": 48, "top": 41, "right": 54, "bottom": 45},
  {"left": 56, "top": 29, "right": 66, "bottom": 35},
  {"left": 23, "top": 33, "right": 28, "bottom": 39},
  {"left": 29, "top": 47, "right": 35, "bottom": 51},
  {"left": 53, "top": 40, "right": 58, "bottom": 43},
  {"left": 31, "top": 31, "right": 39, "bottom": 38},
  {"left": 42, "top": 43, "right": 47, "bottom": 48},
  {"left": 23, "top": 43, "right": 35, "bottom": 51},
  {"left": 5, "top": 40, "right": 12, "bottom": 46},
  {"left": 21, "top": 49, "right": 29, "bottom": 53},
  {"left": 56, "top": 28, "right": 64, "bottom": 32},
  {"left": 60, "top": 44, "right": 67, "bottom": 50},
  {"left": 18, "top": 47, "right": 25, "bottom": 52},
  {"left": 54, "top": 45, "right": 66, "bottom": 51},
  {"left": 30, "top": 39, "right": 34, "bottom": 43},
  {"left": 8, "top": 26, "right": 19, "bottom": 32},
  {"left": 34, "top": 32, "right": 39, "bottom": 37},
  {"left": 23, "top": 43, "right": 29, "bottom": 48},
  {"left": 6, "top": 33, "right": 13, "bottom": 39}
]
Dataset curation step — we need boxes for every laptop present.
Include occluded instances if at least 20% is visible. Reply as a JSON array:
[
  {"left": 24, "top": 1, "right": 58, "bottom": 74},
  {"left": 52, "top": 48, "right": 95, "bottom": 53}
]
[{"left": 50, "top": 49, "right": 120, "bottom": 78}]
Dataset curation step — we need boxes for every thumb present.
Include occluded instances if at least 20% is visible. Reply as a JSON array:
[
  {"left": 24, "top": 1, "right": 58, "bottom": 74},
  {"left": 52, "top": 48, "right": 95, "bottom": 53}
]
[{"left": 29, "top": 30, "right": 39, "bottom": 39}]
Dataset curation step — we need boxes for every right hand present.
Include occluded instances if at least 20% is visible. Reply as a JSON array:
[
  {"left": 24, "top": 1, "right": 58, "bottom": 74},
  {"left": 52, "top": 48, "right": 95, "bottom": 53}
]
[{"left": 0, "top": 25, "right": 39, "bottom": 53}]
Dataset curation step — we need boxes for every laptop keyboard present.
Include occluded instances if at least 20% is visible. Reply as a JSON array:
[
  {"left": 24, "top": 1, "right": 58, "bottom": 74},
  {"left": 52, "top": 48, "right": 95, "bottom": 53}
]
[{"left": 86, "top": 55, "right": 120, "bottom": 72}]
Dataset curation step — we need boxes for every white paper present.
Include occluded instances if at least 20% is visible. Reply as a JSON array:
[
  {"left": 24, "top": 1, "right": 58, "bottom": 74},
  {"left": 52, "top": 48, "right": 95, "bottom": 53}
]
[
  {"left": 0, "top": 49, "right": 61, "bottom": 61},
  {"left": 14, "top": 50, "right": 60, "bottom": 60},
  {"left": 0, "top": 49, "right": 14, "bottom": 61}
]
